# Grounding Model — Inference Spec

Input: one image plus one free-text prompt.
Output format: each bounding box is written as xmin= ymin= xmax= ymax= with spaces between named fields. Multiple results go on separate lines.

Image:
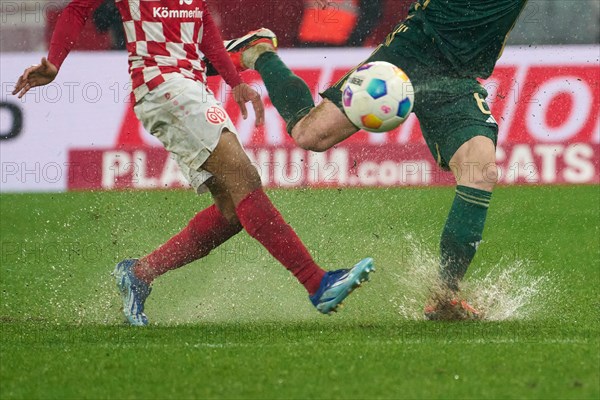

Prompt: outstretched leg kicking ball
xmin=204 ymin=16 xmax=514 ymax=320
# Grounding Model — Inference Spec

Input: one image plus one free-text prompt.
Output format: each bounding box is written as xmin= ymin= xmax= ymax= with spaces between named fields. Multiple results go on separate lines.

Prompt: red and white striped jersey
xmin=115 ymin=0 xmax=207 ymax=100
xmin=48 ymin=0 xmax=241 ymax=102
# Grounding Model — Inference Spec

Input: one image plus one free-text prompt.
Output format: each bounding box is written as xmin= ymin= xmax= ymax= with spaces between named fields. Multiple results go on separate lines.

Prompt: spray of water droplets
xmin=393 ymin=234 xmax=552 ymax=321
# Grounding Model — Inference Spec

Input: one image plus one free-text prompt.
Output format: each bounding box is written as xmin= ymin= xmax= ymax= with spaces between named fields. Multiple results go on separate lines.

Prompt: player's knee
xmin=453 ymin=161 xmax=497 ymax=191
xmin=482 ymin=162 xmax=499 ymax=187
xmin=227 ymin=162 xmax=262 ymax=196
xmin=469 ymin=162 xmax=498 ymax=192
xmin=243 ymin=163 xmax=262 ymax=188
xmin=450 ymin=136 xmax=497 ymax=190
xmin=219 ymin=205 xmax=241 ymax=226
xmin=215 ymin=161 xmax=262 ymax=204
xmin=292 ymin=128 xmax=314 ymax=151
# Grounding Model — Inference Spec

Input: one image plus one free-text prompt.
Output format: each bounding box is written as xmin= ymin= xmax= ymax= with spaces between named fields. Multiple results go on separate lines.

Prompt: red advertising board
xmin=1 ymin=47 xmax=598 ymax=192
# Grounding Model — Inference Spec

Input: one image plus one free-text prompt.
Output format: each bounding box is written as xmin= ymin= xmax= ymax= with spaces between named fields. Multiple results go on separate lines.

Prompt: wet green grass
xmin=1 ymin=186 xmax=598 ymax=399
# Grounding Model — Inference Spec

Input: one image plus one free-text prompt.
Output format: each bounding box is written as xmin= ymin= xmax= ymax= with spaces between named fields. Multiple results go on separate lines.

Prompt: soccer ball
xmin=342 ymin=61 xmax=414 ymax=133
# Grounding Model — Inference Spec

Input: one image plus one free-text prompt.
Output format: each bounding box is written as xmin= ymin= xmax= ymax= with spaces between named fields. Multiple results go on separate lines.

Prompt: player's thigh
xmin=417 ymin=84 xmax=498 ymax=179
xmin=136 ymin=78 xmax=241 ymax=194
xmin=201 ymin=129 xmax=262 ymax=205
xmin=291 ymin=99 xmax=358 ymax=152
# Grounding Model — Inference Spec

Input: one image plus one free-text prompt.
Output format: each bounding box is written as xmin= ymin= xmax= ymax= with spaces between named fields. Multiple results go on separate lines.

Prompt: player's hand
xmin=233 ymin=83 xmax=264 ymax=126
xmin=12 ymin=57 xmax=58 ymax=98
xmin=315 ymin=0 xmax=329 ymax=9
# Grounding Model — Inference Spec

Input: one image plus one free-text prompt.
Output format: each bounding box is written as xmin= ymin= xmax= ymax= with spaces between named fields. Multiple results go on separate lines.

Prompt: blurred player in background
xmin=206 ymin=0 xmax=529 ymax=320
xmin=93 ymin=0 xmax=126 ymax=50
xmin=12 ymin=0 xmax=374 ymax=326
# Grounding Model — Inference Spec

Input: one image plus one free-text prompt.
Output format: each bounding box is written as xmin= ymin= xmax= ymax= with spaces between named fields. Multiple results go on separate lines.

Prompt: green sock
xmin=439 ymin=185 xmax=492 ymax=292
xmin=254 ymin=52 xmax=315 ymax=133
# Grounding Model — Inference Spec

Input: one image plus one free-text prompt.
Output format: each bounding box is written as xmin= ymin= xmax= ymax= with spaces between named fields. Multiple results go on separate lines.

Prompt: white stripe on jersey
xmin=142 ymin=67 xmax=162 ymax=83
xmin=123 ymin=21 xmax=136 ymax=42
xmin=166 ymin=42 xmax=187 ymax=59
xmin=154 ymin=55 xmax=179 ymax=66
xmin=179 ymin=69 xmax=196 ymax=79
xmin=190 ymin=58 xmax=202 ymax=71
xmin=136 ymin=41 xmax=148 ymax=57
xmin=197 ymin=24 xmax=203 ymax=43
xmin=130 ymin=58 xmax=145 ymax=70
xmin=142 ymin=21 xmax=166 ymax=42
xmin=128 ymin=0 xmax=141 ymax=21
xmin=180 ymin=22 xmax=195 ymax=44
xmin=133 ymin=83 xmax=150 ymax=101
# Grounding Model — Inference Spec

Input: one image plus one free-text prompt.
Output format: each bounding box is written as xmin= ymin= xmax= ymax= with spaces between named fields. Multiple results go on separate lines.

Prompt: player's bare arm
xmin=12 ymin=57 xmax=58 ymax=98
xmin=199 ymin=6 xmax=265 ymax=125
xmin=233 ymin=83 xmax=265 ymax=125
xmin=12 ymin=0 xmax=104 ymax=98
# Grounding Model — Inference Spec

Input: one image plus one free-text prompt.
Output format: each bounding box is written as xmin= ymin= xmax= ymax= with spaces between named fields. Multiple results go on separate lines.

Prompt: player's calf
xmin=431 ymin=135 xmax=496 ymax=306
xmin=210 ymin=29 xmax=357 ymax=150
xmin=291 ymin=100 xmax=358 ymax=152
xmin=201 ymin=130 xmax=374 ymax=309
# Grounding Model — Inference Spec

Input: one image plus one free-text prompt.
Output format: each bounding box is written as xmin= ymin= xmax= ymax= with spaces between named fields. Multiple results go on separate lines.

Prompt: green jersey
xmin=409 ymin=0 xmax=528 ymax=78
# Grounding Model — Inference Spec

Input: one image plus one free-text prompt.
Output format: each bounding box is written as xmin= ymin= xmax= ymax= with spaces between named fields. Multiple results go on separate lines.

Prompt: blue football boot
xmin=310 ymin=258 xmax=374 ymax=314
xmin=113 ymin=259 xmax=151 ymax=326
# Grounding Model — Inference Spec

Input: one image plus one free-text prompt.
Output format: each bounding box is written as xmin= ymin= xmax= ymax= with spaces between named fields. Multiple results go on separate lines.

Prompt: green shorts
xmin=321 ymin=19 xmax=498 ymax=170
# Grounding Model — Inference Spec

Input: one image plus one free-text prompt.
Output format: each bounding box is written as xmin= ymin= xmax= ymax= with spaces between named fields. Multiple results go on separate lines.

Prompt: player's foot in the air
xmin=424 ymin=298 xmax=481 ymax=321
xmin=113 ymin=259 xmax=152 ymax=326
xmin=310 ymin=258 xmax=375 ymax=315
xmin=204 ymin=28 xmax=277 ymax=74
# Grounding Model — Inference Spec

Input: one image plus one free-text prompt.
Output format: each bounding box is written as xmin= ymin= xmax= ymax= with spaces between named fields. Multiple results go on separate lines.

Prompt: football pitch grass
xmin=1 ymin=186 xmax=598 ymax=399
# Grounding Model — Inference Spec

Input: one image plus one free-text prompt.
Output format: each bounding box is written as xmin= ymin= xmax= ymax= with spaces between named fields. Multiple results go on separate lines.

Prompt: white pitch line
xmin=186 ymin=337 xmax=592 ymax=349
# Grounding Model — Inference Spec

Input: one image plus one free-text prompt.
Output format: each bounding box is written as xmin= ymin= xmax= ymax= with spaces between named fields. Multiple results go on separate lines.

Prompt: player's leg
xmin=425 ymin=136 xmax=496 ymax=320
xmin=117 ymin=77 xmax=372 ymax=323
xmin=201 ymin=129 xmax=374 ymax=313
xmin=250 ymin=46 xmax=359 ymax=151
xmin=291 ymin=99 xmax=358 ymax=152
xmin=211 ymin=29 xmax=359 ymax=151
xmin=418 ymin=84 xmax=498 ymax=320
xmin=213 ymin=27 xmax=425 ymax=151
xmin=225 ymin=23 xmax=436 ymax=151
xmin=252 ymin=49 xmax=358 ymax=151
xmin=132 ymin=178 xmax=242 ymax=285
xmin=114 ymin=80 xmax=248 ymax=325
xmin=200 ymin=128 xmax=326 ymax=293
xmin=441 ymin=135 xmax=497 ymax=292
xmin=116 ymin=189 xmax=242 ymax=326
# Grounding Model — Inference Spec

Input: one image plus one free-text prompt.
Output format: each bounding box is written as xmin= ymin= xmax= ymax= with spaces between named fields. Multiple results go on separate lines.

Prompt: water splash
xmin=394 ymin=235 xmax=551 ymax=321
xmin=464 ymin=261 xmax=551 ymax=321
xmin=44 ymin=268 xmax=118 ymax=325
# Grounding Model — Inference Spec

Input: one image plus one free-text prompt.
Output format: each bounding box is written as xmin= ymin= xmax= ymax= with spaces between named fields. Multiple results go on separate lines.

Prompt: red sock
xmin=134 ymin=205 xmax=241 ymax=283
xmin=236 ymin=188 xmax=325 ymax=295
